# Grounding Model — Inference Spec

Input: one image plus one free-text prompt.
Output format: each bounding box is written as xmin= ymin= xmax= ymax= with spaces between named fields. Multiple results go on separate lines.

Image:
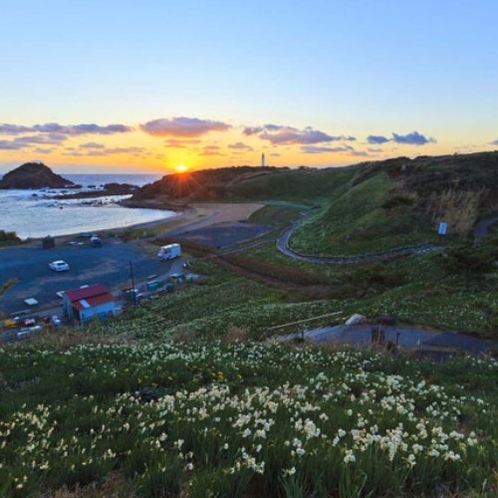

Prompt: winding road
xmin=276 ymin=220 xmax=444 ymax=265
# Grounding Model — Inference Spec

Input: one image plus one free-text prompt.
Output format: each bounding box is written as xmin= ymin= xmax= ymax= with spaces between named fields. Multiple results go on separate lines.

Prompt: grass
xmin=2 ymin=156 xmax=498 ymax=495
xmin=0 ymin=341 xmax=497 ymax=497
xmin=290 ymin=171 xmax=445 ymax=257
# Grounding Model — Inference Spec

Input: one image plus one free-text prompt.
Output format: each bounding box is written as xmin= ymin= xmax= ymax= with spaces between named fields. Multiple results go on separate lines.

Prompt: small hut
xmin=42 ymin=235 xmax=55 ymax=249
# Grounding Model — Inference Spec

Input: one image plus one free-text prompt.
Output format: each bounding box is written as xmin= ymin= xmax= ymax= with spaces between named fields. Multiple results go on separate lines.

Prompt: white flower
xmin=343 ymin=449 xmax=356 ymax=463
xmin=282 ymin=466 xmax=296 ymax=476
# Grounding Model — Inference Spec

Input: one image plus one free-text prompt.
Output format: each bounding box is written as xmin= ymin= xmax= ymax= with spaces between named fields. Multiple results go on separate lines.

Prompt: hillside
xmin=132 ymin=165 xmax=359 ymax=203
xmin=351 ymin=151 xmax=498 ymax=235
xmin=2 ymin=154 xmax=498 ymax=496
xmin=1 ymin=337 xmax=497 ymax=497
xmin=0 ymin=162 xmax=74 ymax=189
xmin=132 ymin=152 xmax=498 ymax=240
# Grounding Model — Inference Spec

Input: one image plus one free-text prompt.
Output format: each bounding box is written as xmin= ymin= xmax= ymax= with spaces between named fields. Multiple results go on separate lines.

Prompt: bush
xmin=436 ymin=241 xmax=496 ymax=274
xmin=0 ymin=230 xmax=20 ymax=244
xmin=343 ymin=262 xmax=407 ymax=297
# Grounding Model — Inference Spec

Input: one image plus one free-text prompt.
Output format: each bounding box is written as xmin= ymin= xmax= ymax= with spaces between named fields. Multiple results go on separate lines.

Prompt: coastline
xmin=115 ymin=201 xmax=266 ymax=236
xmin=15 ymin=201 xmax=265 ymax=244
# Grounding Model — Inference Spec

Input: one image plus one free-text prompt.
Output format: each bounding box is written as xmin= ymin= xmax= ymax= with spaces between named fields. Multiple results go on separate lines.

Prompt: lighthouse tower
xmin=261 ymin=153 xmax=265 ymax=168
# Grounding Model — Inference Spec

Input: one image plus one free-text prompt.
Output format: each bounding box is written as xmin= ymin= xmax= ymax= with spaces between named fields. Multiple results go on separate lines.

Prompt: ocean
xmin=0 ymin=173 xmax=173 ymax=240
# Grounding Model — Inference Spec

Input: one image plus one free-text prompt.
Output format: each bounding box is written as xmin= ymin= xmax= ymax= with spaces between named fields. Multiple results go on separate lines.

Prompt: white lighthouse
xmin=261 ymin=152 xmax=265 ymax=168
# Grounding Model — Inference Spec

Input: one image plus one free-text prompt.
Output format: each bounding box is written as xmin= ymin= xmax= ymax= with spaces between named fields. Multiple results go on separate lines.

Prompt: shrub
xmin=342 ymin=262 xmax=407 ymax=297
xmin=436 ymin=241 xmax=496 ymax=275
xmin=0 ymin=229 xmax=21 ymax=244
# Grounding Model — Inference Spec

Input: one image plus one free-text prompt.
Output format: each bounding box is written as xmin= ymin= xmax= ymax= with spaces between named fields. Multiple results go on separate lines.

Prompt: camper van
xmin=157 ymin=243 xmax=182 ymax=261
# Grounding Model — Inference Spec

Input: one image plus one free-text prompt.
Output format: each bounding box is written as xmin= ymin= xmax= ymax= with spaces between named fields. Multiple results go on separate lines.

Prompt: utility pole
xmin=129 ymin=261 xmax=137 ymax=305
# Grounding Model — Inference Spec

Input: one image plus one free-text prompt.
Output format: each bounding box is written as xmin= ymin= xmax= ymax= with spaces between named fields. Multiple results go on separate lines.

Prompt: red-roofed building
xmin=62 ymin=284 xmax=116 ymax=323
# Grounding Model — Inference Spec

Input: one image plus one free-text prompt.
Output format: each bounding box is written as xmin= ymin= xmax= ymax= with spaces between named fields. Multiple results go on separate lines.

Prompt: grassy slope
xmin=133 ymin=165 xmax=361 ymax=204
xmin=228 ymin=165 xmax=359 ymax=202
xmin=290 ymin=170 xmax=445 ymax=257
xmin=1 ymin=339 xmax=497 ymax=497
xmin=2 ymin=154 xmax=498 ymax=495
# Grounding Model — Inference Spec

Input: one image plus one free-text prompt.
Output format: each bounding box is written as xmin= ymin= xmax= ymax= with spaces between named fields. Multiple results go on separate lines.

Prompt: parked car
xmin=90 ymin=236 xmax=102 ymax=247
xmin=51 ymin=315 xmax=62 ymax=327
xmin=49 ymin=260 xmax=70 ymax=272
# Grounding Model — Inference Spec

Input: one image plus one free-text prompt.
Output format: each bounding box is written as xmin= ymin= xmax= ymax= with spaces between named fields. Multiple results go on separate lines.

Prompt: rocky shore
xmin=0 ymin=162 xmax=74 ymax=189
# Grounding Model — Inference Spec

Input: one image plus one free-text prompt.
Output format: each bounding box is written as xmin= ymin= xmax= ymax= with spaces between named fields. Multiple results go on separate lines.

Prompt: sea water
xmin=0 ymin=173 xmax=172 ymax=239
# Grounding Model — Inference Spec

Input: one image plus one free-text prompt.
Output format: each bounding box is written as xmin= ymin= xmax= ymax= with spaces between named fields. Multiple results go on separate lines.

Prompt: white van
xmin=157 ymin=243 xmax=182 ymax=261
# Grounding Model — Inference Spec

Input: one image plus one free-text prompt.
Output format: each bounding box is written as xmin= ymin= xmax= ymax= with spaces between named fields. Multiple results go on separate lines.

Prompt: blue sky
xmin=1 ymin=0 xmax=497 ymax=173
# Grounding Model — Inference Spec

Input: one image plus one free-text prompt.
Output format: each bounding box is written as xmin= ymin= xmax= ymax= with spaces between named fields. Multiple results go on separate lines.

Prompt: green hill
xmin=2 ymin=152 xmax=498 ymax=496
xmin=133 ymin=152 xmax=498 ymax=245
xmin=132 ymin=164 xmax=359 ymax=203
xmin=1 ymin=335 xmax=497 ymax=497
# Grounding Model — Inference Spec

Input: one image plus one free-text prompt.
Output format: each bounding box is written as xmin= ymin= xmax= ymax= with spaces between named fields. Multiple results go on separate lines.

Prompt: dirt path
xmin=167 ymin=202 xmax=266 ymax=231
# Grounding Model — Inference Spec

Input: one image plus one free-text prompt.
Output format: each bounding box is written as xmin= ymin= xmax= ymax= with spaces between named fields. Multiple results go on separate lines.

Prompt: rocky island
xmin=0 ymin=162 xmax=139 ymax=197
xmin=0 ymin=162 xmax=74 ymax=189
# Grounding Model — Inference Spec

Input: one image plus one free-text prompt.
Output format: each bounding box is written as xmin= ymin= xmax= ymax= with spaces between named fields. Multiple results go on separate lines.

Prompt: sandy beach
xmin=129 ymin=202 xmax=266 ymax=235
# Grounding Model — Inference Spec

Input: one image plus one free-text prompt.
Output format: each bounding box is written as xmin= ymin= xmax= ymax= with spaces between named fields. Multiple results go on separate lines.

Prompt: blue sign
xmin=438 ymin=222 xmax=447 ymax=235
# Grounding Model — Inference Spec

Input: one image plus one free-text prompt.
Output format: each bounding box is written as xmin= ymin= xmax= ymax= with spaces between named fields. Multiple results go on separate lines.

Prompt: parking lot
xmin=0 ymin=237 xmax=181 ymax=316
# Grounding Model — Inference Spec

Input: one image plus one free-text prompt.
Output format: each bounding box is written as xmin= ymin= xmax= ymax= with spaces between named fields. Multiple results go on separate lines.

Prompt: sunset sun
xmin=176 ymin=164 xmax=188 ymax=173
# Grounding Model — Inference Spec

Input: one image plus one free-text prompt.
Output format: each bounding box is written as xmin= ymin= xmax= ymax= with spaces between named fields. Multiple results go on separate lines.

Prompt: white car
xmin=49 ymin=260 xmax=70 ymax=272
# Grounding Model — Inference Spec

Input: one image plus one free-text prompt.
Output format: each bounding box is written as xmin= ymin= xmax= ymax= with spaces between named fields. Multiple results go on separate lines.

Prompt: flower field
xmin=1 ymin=341 xmax=497 ymax=497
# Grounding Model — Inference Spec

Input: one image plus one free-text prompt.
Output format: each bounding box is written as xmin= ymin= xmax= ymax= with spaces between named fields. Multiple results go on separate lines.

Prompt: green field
xmin=1 ymin=340 xmax=497 ymax=497
xmin=2 ymin=155 xmax=498 ymax=496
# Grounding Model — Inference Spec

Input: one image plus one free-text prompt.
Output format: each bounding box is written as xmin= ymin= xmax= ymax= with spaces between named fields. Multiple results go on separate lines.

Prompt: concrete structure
xmin=62 ymin=284 xmax=116 ymax=323
xmin=261 ymin=152 xmax=265 ymax=168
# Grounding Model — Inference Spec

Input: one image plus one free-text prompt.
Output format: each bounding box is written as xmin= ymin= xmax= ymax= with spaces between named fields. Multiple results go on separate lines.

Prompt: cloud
xmin=17 ymin=134 xmax=66 ymax=146
xmin=0 ymin=122 xmax=132 ymax=136
xmin=0 ymin=140 xmax=25 ymax=150
xmin=301 ymin=145 xmax=354 ymax=154
xmin=243 ymin=126 xmax=264 ymax=136
xmin=141 ymin=117 xmax=231 ymax=137
xmin=367 ymin=131 xmax=436 ymax=146
xmin=392 ymin=131 xmax=436 ymax=145
xmin=244 ymin=124 xmax=355 ymax=145
xmin=0 ymin=134 xmax=66 ymax=149
xmin=63 ymin=146 xmax=145 ymax=157
xmin=200 ymin=145 xmax=223 ymax=156
xmin=0 ymin=124 xmax=32 ymax=135
xmin=80 ymin=142 xmax=106 ymax=149
xmin=87 ymin=147 xmax=144 ymax=156
xmin=367 ymin=135 xmax=390 ymax=145
xmin=164 ymin=138 xmax=202 ymax=148
xmin=228 ymin=142 xmax=253 ymax=151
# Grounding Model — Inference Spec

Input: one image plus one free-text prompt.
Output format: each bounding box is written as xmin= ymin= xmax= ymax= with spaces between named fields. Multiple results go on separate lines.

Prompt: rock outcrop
xmin=0 ymin=162 xmax=74 ymax=189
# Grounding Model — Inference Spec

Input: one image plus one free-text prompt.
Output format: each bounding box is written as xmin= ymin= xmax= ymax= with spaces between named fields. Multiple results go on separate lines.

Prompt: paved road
xmin=475 ymin=216 xmax=498 ymax=239
xmin=276 ymin=221 xmax=444 ymax=265
xmin=166 ymin=220 xmax=277 ymax=249
xmin=275 ymin=323 xmax=498 ymax=359
xmin=0 ymin=237 xmax=183 ymax=316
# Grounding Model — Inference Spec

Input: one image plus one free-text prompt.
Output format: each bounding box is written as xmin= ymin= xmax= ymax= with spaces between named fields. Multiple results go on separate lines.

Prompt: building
xmin=62 ymin=284 xmax=116 ymax=323
xmin=42 ymin=235 xmax=55 ymax=249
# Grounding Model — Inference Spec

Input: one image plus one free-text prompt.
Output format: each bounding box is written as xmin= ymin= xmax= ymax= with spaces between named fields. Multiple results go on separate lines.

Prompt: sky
xmin=1 ymin=0 xmax=497 ymax=175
